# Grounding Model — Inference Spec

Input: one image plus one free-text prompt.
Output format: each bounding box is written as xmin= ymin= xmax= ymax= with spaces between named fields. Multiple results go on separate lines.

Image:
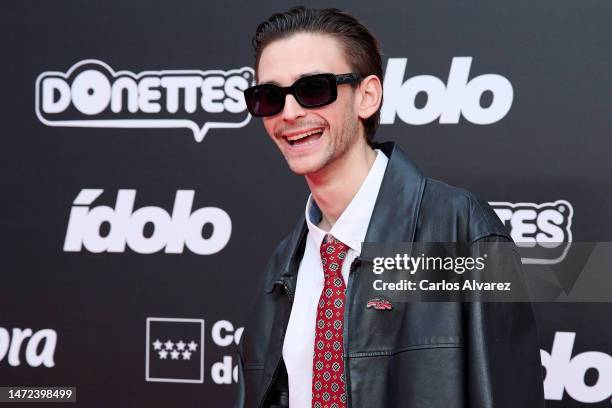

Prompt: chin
xmin=287 ymin=163 xmax=316 ymax=176
xmin=286 ymin=158 xmax=325 ymax=175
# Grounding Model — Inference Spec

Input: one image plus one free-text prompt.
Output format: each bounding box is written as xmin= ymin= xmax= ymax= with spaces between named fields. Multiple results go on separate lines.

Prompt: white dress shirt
xmin=282 ymin=149 xmax=389 ymax=408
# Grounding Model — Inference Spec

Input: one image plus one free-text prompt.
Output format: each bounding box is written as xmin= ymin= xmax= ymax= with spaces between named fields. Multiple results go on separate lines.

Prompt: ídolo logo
xmin=64 ymin=189 xmax=232 ymax=255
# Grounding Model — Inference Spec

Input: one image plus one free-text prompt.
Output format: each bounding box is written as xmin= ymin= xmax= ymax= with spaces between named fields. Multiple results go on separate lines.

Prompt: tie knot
xmin=320 ymin=234 xmax=349 ymax=276
xmin=321 ymin=234 xmax=349 ymax=251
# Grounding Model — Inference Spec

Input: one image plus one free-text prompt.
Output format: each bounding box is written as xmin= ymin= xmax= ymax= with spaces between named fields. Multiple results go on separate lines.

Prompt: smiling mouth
xmin=284 ymin=128 xmax=325 ymax=146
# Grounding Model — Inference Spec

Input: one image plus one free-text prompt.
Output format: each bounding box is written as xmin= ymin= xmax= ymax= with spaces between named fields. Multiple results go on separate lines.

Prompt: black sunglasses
xmin=243 ymin=73 xmax=362 ymax=117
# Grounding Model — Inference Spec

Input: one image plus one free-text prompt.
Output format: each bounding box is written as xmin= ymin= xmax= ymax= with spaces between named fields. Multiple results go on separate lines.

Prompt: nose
xmin=281 ymin=94 xmax=306 ymax=121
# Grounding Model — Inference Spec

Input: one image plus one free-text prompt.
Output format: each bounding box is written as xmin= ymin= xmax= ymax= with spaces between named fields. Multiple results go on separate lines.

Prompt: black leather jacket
xmin=235 ymin=141 xmax=545 ymax=408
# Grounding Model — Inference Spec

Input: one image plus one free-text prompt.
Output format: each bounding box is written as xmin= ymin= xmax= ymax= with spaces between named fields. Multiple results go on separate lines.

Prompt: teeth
xmin=286 ymin=128 xmax=324 ymax=141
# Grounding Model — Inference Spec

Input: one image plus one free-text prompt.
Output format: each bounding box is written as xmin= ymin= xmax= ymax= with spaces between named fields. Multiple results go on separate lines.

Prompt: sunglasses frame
xmin=244 ymin=72 xmax=362 ymax=117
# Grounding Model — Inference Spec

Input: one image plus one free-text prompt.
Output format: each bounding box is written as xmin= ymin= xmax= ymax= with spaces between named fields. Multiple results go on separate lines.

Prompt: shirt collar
xmin=304 ymin=148 xmax=389 ymax=254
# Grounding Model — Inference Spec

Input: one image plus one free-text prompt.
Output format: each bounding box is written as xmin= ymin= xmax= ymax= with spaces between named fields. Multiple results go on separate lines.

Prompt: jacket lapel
xmin=361 ymin=141 xmax=426 ymax=259
xmin=267 ymin=215 xmax=307 ymax=295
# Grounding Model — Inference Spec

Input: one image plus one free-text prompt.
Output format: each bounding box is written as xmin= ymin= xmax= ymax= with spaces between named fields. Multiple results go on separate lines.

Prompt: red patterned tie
xmin=312 ymin=234 xmax=349 ymax=408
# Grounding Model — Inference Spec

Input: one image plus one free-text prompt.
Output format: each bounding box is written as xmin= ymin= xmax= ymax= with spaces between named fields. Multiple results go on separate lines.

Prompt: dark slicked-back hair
xmin=252 ymin=6 xmax=383 ymax=145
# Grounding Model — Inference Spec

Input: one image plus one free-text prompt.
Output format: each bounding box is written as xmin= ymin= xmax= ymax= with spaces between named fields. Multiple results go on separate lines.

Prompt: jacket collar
xmin=360 ymin=141 xmax=425 ymax=258
xmin=271 ymin=141 xmax=426 ymax=287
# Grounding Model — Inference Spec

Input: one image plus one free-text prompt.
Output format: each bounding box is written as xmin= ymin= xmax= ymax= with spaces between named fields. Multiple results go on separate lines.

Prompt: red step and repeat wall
xmin=1 ymin=1 xmax=611 ymax=407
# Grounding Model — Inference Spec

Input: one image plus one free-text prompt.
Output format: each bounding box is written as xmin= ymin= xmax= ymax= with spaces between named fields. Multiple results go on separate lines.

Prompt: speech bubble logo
xmin=35 ymin=59 xmax=254 ymax=142
xmin=490 ymin=200 xmax=574 ymax=264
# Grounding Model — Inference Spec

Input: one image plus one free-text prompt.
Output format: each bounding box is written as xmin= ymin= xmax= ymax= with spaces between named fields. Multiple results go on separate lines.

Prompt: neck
xmin=305 ymin=139 xmax=377 ymax=231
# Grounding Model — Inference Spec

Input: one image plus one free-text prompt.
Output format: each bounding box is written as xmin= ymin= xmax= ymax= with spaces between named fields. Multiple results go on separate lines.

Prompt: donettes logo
xmin=35 ymin=59 xmax=254 ymax=142
xmin=490 ymin=200 xmax=573 ymax=264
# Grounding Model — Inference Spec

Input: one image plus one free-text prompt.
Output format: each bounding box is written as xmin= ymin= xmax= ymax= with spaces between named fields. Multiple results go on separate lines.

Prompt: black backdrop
xmin=1 ymin=1 xmax=611 ymax=407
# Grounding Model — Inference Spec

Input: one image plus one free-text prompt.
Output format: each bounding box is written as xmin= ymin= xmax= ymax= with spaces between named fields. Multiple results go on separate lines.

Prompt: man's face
xmin=257 ymin=33 xmax=361 ymax=175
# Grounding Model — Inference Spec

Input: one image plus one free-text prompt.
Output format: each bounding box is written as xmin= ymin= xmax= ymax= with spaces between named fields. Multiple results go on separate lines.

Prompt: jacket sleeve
xmin=465 ymin=235 xmax=546 ymax=407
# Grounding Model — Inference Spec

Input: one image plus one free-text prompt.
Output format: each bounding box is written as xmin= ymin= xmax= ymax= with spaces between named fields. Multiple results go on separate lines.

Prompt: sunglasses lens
xmin=295 ymin=75 xmax=333 ymax=107
xmin=246 ymin=85 xmax=283 ymax=116
xmin=244 ymin=74 xmax=340 ymax=116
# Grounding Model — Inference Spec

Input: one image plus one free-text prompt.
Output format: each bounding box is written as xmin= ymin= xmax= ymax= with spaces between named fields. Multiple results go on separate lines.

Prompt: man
xmin=236 ymin=6 xmax=544 ymax=408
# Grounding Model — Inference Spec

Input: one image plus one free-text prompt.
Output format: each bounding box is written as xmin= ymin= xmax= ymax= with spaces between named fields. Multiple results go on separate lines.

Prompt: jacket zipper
xmin=258 ymin=280 xmax=293 ymax=408
xmin=282 ymin=280 xmax=294 ymax=303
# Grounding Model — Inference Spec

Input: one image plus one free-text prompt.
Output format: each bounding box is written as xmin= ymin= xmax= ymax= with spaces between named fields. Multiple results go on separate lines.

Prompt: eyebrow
xmin=259 ymin=70 xmax=325 ymax=86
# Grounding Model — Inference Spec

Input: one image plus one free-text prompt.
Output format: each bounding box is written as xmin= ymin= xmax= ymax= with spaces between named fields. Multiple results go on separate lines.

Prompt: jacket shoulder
xmin=418 ymin=177 xmax=510 ymax=242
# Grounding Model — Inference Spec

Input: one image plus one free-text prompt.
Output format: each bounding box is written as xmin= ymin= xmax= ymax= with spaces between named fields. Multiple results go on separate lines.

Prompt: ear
xmin=355 ymin=74 xmax=382 ymax=121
